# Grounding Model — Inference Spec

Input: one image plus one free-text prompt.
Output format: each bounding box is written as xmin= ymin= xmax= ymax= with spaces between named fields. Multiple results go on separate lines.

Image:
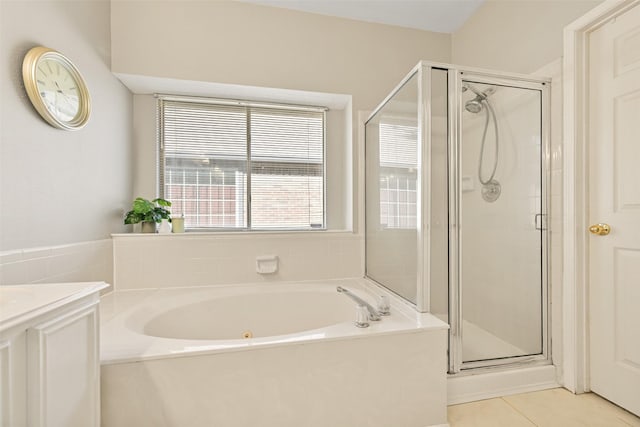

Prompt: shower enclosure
xmin=365 ymin=62 xmax=549 ymax=373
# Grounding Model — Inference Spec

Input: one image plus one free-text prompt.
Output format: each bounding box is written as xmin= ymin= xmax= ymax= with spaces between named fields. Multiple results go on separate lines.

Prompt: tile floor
xmin=448 ymin=388 xmax=640 ymax=427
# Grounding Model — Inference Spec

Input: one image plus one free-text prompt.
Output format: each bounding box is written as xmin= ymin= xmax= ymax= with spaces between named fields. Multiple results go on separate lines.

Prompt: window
xmin=159 ymin=97 xmax=325 ymax=230
xmin=378 ymin=121 xmax=418 ymax=229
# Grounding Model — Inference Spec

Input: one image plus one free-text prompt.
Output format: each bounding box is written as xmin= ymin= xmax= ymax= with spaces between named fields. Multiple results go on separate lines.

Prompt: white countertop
xmin=0 ymin=282 xmax=108 ymax=331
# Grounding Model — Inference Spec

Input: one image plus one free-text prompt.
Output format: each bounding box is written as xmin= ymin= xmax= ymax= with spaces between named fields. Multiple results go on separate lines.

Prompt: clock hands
xmin=54 ymin=81 xmax=77 ymax=104
xmin=23 ymin=47 xmax=90 ymax=129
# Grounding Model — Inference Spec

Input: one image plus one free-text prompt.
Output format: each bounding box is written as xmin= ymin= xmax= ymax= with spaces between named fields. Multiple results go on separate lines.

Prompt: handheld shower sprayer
xmin=463 ymin=83 xmax=501 ymax=202
xmin=463 ymin=84 xmax=494 ymax=113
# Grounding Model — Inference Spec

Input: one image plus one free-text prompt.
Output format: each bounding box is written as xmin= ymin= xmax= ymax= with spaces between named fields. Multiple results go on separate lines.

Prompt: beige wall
xmin=452 ymin=0 xmax=600 ymax=73
xmin=111 ymin=1 xmax=451 ymax=113
xmin=0 ymin=0 xmax=133 ymax=251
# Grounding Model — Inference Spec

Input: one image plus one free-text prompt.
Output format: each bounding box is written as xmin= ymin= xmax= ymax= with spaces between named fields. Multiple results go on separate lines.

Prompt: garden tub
xmin=100 ymin=278 xmax=449 ymax=427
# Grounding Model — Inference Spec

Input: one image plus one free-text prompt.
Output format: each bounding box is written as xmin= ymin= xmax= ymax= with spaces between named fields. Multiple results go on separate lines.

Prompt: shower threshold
xmin=435 ymin=314 xmax=529 ymax=362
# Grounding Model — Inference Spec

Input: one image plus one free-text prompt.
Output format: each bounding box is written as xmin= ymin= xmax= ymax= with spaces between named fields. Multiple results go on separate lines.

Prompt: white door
xmin=589 ymin=2 xmax=640 ymax=416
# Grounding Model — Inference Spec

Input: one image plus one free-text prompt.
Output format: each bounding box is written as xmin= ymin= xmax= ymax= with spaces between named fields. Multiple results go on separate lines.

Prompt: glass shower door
xmin=458 ymin=78 xmax=546 ymax=366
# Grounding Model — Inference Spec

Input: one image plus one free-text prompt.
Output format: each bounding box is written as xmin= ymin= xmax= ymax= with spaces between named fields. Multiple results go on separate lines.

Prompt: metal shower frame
xmin=365 ymin=61 xmax=552 ymax=373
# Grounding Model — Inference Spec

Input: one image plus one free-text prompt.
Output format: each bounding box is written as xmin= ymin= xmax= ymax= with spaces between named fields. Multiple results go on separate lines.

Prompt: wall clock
xmin=22 ymin=46 xmax=91 ymax=130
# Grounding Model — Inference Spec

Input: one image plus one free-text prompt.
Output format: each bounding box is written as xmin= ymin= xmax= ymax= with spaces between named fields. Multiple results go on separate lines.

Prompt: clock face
xmin=22 ymin=46 xmax=91 ymax=130
xmin=35 ymin=58 xmax=80 ymax=122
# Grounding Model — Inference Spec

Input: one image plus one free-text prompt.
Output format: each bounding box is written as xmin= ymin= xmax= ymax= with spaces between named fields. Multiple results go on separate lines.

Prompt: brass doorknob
xmin=589 ymin=223 xmax=611 ymax=235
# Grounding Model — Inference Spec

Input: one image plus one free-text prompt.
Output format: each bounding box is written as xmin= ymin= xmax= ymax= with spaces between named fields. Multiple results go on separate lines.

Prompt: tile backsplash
xmin=112 ymin=232 xmax=364 ymax=290
xmin=0 ymin=232 xmax=363 ymax=292
xmin=0 ymin=239 xmax=113 ymax=287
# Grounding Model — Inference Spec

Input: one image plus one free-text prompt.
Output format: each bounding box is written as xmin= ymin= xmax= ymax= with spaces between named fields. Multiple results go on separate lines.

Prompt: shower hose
xmin=478 ymin=99 xmax=499 ymax=186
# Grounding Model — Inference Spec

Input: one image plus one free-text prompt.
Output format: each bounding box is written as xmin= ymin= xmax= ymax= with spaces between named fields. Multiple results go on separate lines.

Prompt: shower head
xmin=465 ymin=97 xmax=485 ymax=113
xmin=463 ymin=84 xmax=495 ymax=114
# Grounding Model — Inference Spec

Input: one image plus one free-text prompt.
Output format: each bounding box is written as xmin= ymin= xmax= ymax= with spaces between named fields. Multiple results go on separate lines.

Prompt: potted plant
xmin=124 ymin=197 xmax=172 ymax=233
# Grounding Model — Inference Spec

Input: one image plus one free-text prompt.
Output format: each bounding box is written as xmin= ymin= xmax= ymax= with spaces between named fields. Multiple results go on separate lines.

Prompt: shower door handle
xmin=535 ymin=214 xmax=547 ymax=231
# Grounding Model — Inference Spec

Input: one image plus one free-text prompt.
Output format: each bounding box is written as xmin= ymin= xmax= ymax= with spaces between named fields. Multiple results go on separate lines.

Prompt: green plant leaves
xmin=132 ymin=197 xmax=154 ymax=214
xmin=124 ymin=197 xmax=172 ymax=225
xmin=153 ymin=198 xmax=171 ymax=207
xmin=124 ymin=211 xmax=143 ymax=225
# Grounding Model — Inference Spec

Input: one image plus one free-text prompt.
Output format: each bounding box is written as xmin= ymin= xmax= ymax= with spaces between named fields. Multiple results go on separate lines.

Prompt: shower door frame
xmin=364 ymin=61 xmax=552 ymax=373
xmin=447 ymin=67 xmax=552 ymax=374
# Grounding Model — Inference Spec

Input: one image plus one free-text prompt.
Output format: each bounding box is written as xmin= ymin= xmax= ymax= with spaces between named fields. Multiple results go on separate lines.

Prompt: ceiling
xmin=237 ymin=0 xmax=485 ymax=33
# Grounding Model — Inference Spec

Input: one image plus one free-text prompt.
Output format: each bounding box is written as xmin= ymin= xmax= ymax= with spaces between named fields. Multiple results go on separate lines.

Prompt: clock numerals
xmin=23 ymin=46 xmax=90 ymax=130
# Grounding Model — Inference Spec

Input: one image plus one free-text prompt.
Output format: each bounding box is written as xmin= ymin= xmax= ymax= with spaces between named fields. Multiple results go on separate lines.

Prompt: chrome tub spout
xmin=336 ymin=286 xmax=381 ymax=321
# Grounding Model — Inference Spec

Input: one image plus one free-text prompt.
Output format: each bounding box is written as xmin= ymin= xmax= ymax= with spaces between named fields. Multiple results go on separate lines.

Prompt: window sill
xmin=111 ymin=229 xmax=357 ymax=239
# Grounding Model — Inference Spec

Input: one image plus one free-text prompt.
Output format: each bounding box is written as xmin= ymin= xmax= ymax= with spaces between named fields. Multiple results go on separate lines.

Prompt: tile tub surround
xmin=100 ymin=279 xmax=449 ymax=427
xmin=111 ymin=231 xmax=363 ymax=290
xmin=102 ymin=330 xmax=448 ymax=427
xmin=0 ymin=239 xmax=113 ymax=287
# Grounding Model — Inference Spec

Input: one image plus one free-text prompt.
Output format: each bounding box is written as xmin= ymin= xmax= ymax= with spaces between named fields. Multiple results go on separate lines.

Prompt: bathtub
xmin=100 ymin=279 xmax=449 ymax=427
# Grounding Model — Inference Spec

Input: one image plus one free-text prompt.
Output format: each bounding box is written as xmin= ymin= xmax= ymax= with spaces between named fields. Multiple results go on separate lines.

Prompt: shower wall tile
xmin=0 ymin=239 xmax=113 ymax=289
xmin=112 ymin=232 xmax=364 ymax=290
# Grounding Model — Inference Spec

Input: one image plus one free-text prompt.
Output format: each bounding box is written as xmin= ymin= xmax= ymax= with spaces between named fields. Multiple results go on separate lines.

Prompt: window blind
xmin=379 ymin=122 xmax=418 ymax=169
xmin=162 ymin=101 xmax=247 ymax=160
xmin=159 ymin=97 xmax=325 ymax=230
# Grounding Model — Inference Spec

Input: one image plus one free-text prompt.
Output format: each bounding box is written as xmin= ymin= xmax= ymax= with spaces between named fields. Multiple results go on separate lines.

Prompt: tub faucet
xmin=336 ymin=286 xmax=381 ymax=321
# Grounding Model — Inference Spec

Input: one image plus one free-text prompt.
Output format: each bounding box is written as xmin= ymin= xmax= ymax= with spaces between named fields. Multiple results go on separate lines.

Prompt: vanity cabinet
xmin=0 ymin=282 xmax=107 ymax=427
